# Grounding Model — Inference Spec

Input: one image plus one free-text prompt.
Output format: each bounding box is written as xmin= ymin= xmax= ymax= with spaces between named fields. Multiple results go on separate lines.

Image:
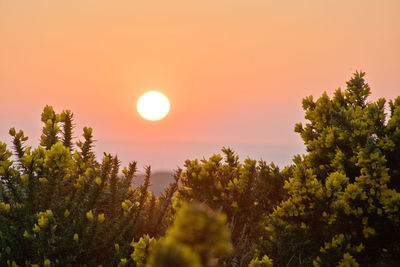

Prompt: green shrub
xmin=2 ymin=71 xmax=399 ymax=267
xmin=262 ymin=72 xmax=400 ymax=266
xmin=0 ymin=106 xmax=177 ymax=266
xmin=177 ymin=149 xmax=291 ymax=265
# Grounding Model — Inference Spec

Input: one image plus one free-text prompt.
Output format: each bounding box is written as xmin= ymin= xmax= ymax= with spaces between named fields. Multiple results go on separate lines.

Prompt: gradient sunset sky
xmin=1 ymin=0 xmax=399 ymax=172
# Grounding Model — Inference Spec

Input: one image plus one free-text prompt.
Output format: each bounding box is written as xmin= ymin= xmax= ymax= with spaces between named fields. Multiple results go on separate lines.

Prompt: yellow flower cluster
xmin=39 ymin=210 xmax=53 ymax=226
xmin=321 ymin=233 xmax=345 ymax=253
xmin=131 ymin=236 xmax=157 ymax=267
xmin=85 ymin=210 xmax=105 ymax=223
xmin=121 ymin=199 xmax=132 ymax=211
xmin=74 ymin=175 xmax=85 ymax=188
xmin=43 ymin=142 xmax=74 ymax=172
xmin=0 ymin=202 xmax=11 ymax=212
xmin=32 ymin=210 xmax=53 ymax=232
xmin=337 ymin=253 xmax=359 ymax=267
xmin=248 ymin=255 xmax=273 ymax=267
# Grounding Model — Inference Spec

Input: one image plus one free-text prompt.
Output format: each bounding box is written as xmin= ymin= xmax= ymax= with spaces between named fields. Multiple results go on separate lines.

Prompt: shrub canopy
xmin=1 ymin=72 xmax=399 ymax=266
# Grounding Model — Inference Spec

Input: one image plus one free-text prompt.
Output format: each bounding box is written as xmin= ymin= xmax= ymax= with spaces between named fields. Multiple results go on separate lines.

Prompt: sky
xmin=1 ymin=0 xmax=399 ymax=172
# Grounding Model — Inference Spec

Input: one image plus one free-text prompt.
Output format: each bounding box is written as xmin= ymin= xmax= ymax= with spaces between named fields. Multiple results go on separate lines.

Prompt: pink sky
xmin=1 ymin=0 xmax=399 ymax=171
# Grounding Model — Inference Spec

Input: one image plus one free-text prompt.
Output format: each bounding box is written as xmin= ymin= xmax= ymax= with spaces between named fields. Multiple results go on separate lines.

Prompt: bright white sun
xmin=137 ymin=91 xmax=170 ymax=121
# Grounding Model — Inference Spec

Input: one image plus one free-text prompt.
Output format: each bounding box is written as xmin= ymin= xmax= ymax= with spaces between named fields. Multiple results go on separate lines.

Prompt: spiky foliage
xmin=0 ymin=107 xmax=178 ymax=266
xmin=262 ymin=72 xmax=400 ymax=266
xmin=40 ymin=105 xmax=60 ymax=149
xmin=177 ymin=148 xmax=291 ymax=266
xmin=2 ymin=71 xmax=399 ymax=267
xmin=60 ymin=110 xmax=74 ymax=150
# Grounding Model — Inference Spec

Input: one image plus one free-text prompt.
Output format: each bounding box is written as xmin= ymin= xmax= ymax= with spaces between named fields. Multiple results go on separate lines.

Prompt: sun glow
xmin=137 ymin=91 xmax=170 ymax=121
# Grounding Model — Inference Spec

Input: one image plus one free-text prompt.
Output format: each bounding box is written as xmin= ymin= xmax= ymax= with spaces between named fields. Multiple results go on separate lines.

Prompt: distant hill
xmin=134 ymin=171 xmax=175 ymax=196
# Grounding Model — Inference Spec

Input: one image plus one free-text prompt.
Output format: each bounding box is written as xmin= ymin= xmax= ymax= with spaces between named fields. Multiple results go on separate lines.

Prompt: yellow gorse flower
xmin=39 ymin=177 xmax=48 ymax=184
xmin=38 ymin=216 xmax=47 ymax=228
xmin=23 ymin=230 xmax=30 ymax=238
xmin=64 ymin=209 xmax=70 ymax=217
xmin=115 ymin=243 xmax=120 ymax=253
xmin=98 ymin=213 xmax=105 ymax=223
xmin=33 ymin=224 xmax=40 ymax=232
xmin=120 ymin=258 xmax=127 ymax=265
xmin=86 ymin=210 xmax=94 ymax=221
xmin=95 ymin=177 xmax=102 ymax=186
xmin=74 ymin=233 xmax=79 ymax=243
xmin=121 ymin=202 xmax=129 ymax=211
xmin=44 ymin=259 xmax=51 ymax=267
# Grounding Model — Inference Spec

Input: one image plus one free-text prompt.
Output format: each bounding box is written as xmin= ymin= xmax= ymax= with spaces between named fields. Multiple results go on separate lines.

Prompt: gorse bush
xmin=1 ymin=71 xmax=399 ymax=267
xmin=177 ymin=149 xmax=291 ymax=265
xmin=0 ymin=106 xmax=179 ymax=266
xmin=261 ymin=72 xmax=400 ymax=266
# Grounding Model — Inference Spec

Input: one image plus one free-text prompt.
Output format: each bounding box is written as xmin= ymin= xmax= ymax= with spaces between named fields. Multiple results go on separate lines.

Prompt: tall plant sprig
xmin=60 ymin=110 xmax=74 ymax=150
xmin=40 ymin=105 xmax=60 ymax=149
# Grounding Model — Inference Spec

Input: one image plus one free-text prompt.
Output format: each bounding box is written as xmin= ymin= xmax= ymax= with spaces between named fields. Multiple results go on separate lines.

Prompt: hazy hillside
xmin=134 ymin=171 xmax=174 ymax=196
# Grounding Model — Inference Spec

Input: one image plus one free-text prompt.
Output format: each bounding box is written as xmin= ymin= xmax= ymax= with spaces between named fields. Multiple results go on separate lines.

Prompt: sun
xmin=137 ymin=91 xmax=170 ymax=121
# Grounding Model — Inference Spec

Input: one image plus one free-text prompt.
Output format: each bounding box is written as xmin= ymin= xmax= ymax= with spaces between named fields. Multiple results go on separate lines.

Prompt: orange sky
xmin=1 ymin=0 xmax=399 ymax=171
